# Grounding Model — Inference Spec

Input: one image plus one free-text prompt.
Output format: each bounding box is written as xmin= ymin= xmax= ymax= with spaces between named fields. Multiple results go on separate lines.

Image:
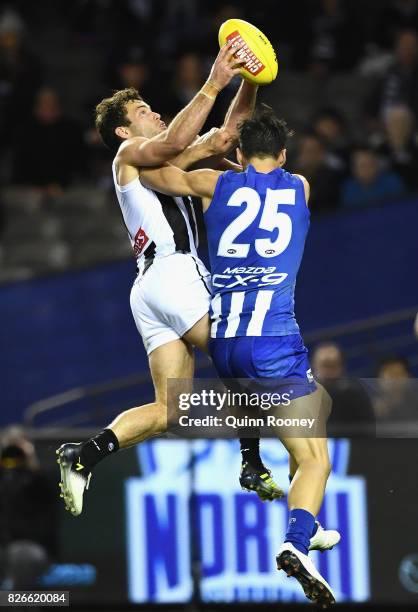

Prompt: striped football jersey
xmin=112 ymin=159 xmax=198 ymax=275
xmin=204 ymin=165 xmax=310 ymax=338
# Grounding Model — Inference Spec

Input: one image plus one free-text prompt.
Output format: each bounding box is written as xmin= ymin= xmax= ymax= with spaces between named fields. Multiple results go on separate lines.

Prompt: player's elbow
xmin=163 ymin=134 xmax=189 ymax=156
xmin=169 ymin=140 xmax=186 ymax=156
xmin=137 ymin=139 xmax=185 ymax=166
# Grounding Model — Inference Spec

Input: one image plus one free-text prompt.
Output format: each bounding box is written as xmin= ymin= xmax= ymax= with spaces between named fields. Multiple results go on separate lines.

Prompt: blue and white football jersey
xmin=204 ymin=165 xmax=310 ymax=339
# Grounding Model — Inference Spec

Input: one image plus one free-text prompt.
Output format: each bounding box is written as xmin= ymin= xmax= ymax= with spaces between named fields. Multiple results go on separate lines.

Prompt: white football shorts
xmin=130 ymin=252 xmax=211 ymax=355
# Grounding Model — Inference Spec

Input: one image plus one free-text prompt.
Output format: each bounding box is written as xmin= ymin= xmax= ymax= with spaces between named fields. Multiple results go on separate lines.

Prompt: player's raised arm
xmin=223 ymin=80 xmax=258 ymax=135
xmin=207 ymin=80 xmax=258 ymax=170
xmin=170 ymin=127 xmax=240 ymax=170
xmin=118 ymin=42 xmax=246 ymax=167
xmin=139 ymin=165 xmax=220 ymax=205
xmin=171 ymin=80 xmax=257 ymax=172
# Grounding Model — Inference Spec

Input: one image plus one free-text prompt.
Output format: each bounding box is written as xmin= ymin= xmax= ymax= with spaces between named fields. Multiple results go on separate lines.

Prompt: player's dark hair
xmin=95 ymin=88 xmax=143 ymax=151
xmin=238 ymin=104 xmax=293 ymax=160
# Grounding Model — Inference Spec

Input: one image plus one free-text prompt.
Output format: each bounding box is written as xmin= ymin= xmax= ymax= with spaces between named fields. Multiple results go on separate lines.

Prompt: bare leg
xmin=56 ymin=337 xmax=195 ymax=516
xmin=276 ymin=385 xmax=335 ymax=605
xmin=184 ymin=312 xmax=283 ymax=500
xmin=288 ymin=453 xmax=298 ymax=480
xmin=282 ymin=437 xmax=331 ymax=515
xmin=280 ymin=384 xmax=332 ymax=515
xmin=110 ymin=313 xmax=209 ymax=449
xmin=109 ymin=338 xmax=194 ymax=448
xmin=183 ymin=313 xmax=210 ymax=354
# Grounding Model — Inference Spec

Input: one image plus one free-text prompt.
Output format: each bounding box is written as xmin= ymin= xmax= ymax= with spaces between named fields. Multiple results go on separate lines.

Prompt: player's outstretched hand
xmin=197 ymin=127 xmax=237 ymax=156
xmin=209 ymin=40 xmax=246 ymax=91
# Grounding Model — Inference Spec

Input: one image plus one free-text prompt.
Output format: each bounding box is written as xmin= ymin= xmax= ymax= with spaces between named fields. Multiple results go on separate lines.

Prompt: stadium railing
xmin=22 ymin=306 xmax=418 ymax=434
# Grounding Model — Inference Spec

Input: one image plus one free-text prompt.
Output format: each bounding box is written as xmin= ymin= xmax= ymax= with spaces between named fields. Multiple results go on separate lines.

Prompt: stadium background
xmin=1 ymin=0 xmax=418 ymax=610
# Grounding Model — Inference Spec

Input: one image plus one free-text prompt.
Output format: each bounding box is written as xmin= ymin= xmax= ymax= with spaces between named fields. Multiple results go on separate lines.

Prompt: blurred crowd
xmin=0 ymin=0 xmax=417 ymax=223
xmin=311 ymin=340 xmax=418 ymax=433
xmin=0 ymin=427 xmax=56 ymax=589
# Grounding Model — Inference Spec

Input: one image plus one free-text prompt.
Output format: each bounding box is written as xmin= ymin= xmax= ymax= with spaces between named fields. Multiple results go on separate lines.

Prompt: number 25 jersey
xmin=204 ymin=164 xmax=310 ymax=339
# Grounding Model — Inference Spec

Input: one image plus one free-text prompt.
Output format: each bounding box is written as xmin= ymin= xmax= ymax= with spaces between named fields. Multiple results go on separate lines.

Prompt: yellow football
xmin=218 ymin=18 xmax=278 ymax=85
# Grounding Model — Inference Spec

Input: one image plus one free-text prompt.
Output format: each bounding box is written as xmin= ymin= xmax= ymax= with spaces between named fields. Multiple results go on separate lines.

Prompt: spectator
xmin=378 ymin=355 xmax=411 ymax=379
xmin=156 ymin=0 xmax=206 ymax=58
xmin=366 ymin=29 xmax=418 ymax=122
xmin=341 ymin=146 xmax=407 ymax=208
xmin=84 ymin=46 xmax=159 ymax=189
xmin=67 ymin=0 xmax=158 ymax=50
xmin=312 ymin=107 xmax=351 ymax=171
xmin=175 ymin=52 xmax=205 ymax=104
xmin=159 ymin=50 xmax=228 ymax=128
xmin=307 ymin=0 xmax=364 ymax=75
xmin=374 ymin=356 xmax=418 ymax=423
xmin=0 ymin=427 xmax=56 ymax=589
xmin=109 ymin=47 xmax=158 ymax=106
xmin=374 ymin=0 xmax=418 ymax=50
xmin=312 ymin=342 xmax=345 ymax=379
xmin=162 ymin=51 xmax=206 ymax=121
xmin=375 ymin=104 xmax=418 ymax=191
xmin=0 ymin=8 xmax=43 ymax=148
xmin=202 ymin=2 xmax=245 ymax=56
xmin=294 ymin=133 xmax=343 ymax=213
xmin=11 ymin=87 xmax=86 ymax=193
xmin=312 ymin=342 xmax=375 ymax=436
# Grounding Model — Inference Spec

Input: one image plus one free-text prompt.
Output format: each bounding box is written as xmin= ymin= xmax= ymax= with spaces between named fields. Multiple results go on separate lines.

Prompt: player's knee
xmin=316 ymin=455 xmax=331 ymax=478
xmin=300 ymin=457 xmax=331 ymax=480
xmin=297 ymin=447 xmax=331 ymax=479
xmin=312 ymin=447 xmax=331 ymax=477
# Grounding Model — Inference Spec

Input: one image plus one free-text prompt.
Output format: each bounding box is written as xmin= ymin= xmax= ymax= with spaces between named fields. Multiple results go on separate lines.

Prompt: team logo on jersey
xmin=133 ymin=228 xmax=149 ymax=257
xmin=306 ymin=369 xmax=314 ymax=383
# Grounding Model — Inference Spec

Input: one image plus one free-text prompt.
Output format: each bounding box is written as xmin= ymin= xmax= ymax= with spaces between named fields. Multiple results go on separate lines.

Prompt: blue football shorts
xmin=209 ymin=334 xmax=317 ymax=399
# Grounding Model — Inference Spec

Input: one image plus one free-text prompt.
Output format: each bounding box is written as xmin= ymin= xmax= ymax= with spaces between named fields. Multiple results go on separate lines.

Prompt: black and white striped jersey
xmin=112 ymin=159 xmax=199 ymax=274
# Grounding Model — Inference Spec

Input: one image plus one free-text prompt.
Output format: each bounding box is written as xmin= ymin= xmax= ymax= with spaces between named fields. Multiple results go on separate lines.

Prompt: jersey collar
xmin=246 ymin=163 xmax=283 ymax=176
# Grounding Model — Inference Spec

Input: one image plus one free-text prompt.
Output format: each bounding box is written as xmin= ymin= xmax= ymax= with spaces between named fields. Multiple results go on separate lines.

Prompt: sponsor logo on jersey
xmin=212 ymin=268 xmax=288 ymax=289
xmin=133 ymin=228 xmax=149 ymax=257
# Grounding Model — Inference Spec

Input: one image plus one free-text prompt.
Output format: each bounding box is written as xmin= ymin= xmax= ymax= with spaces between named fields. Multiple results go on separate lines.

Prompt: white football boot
xmin=309 ymin=521 xmax=341 ymax=552
xmin=276 ymin=542 xmax=336 ymax=607
xmin=56 ymin=443 xmax=91 ymax=516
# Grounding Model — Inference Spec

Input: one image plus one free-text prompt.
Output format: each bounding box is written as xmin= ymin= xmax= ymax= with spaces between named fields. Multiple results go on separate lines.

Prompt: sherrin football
xmin=218 ymin=19 xmax=278 ymax=85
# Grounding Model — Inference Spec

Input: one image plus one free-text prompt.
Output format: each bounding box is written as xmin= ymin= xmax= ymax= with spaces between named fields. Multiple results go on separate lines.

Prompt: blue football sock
xmin=288 ymin=475 xmax=318 ymax=537
xmin=285 ymin=508 xmax=315 ymax=556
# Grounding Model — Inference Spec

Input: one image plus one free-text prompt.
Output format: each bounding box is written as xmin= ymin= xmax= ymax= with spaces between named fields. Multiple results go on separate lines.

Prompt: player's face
xmin=125 ymin=100 xmax=166 ymax=138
